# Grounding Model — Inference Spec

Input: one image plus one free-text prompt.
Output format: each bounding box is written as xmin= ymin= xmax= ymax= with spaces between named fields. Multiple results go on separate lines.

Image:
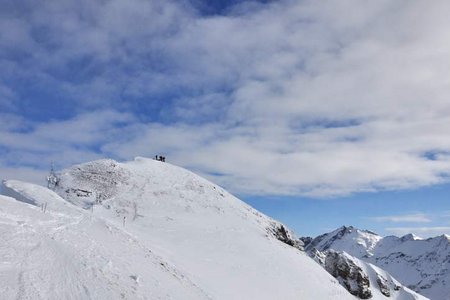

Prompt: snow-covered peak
xmin=306 ymin=225 xmax=382 ymax=258
xmin=400 ymin=233 xmax=421 ymax=242
xmin=53 ymin=157 xmax=279 ymax=232
xmin=432 ymin=234 xmax=450 ymax=243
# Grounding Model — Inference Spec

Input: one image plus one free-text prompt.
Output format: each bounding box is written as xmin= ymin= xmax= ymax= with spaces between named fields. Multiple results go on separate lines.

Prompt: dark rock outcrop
xmin=324 ymin=250 xmax=372 ymax=299
xmin=268 ymin=223 xmax=304 ymax=251
xmin=300 ymin=236 xmax=313 ymax=248
xmin=376 ymin=274 xmax=390 ymax=297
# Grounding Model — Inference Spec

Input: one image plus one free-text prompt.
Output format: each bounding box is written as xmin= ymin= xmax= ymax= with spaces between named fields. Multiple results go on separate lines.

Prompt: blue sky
xmin=1 ymin=0 xmax=450 ymax=238
xmin=247 ymin=183 xmax=450 ymax=237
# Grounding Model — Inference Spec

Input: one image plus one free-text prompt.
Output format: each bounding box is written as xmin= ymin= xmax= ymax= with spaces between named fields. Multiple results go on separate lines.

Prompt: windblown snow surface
xmin=305 ymin=226 xmax=450 ymax=300
xmin=1 ymin=157 xmax=360 ymax=300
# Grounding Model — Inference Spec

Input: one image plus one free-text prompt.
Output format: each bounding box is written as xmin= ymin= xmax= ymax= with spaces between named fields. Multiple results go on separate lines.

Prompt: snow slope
xmin=0 ymin=193 xmax=209 ymax=299
xmin=305 ymin=226 xmax=450 ymax=300
xmin=1 ymin=157 xmax=356 ymax=300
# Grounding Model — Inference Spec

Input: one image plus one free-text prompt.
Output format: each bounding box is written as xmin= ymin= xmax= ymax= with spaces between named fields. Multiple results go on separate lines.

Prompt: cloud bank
xmin=2 ymin=0 xmax=450 ymax=197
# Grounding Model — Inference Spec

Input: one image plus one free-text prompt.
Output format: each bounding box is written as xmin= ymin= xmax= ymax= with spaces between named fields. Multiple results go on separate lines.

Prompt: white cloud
xmin=3 ymin=1 xmax=450 ymax=197
xmin=0 ymin=110 xmax=136 ymax=170
xmin=370 ymin=213 xmax=432 ymax=223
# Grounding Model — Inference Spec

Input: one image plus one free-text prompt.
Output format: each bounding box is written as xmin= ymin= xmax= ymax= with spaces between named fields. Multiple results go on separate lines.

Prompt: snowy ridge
xmin=2 ymin=180 xmax=79 ymax=214
xmin=305 ymin=226 xmax=450 ymax=300
xmin=1 ymin=157 xmax=356 ymax=299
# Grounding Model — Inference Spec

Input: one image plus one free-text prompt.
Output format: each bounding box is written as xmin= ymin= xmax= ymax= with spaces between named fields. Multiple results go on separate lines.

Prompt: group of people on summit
xmin=155 ymin=155 xmax=166 ymax=162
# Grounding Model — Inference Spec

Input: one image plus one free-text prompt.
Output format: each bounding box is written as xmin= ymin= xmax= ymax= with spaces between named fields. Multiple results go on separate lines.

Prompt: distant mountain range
xmin=303 ymin=226 xmax=450 ymax=300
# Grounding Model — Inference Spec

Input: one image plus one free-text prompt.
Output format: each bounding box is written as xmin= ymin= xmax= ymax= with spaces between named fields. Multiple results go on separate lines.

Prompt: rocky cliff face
xmin=324 ymin=250 xmax=372 ymax=299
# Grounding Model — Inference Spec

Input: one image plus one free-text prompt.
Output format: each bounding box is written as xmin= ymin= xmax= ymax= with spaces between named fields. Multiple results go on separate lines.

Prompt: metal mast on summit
xmin=46 ymin=162 xmax=60 ymax=190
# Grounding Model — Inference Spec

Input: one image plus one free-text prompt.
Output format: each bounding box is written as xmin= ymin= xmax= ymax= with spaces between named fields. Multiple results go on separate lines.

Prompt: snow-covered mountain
xmin=304 ymin=226 xmax=450 ymax=300
xmin=1 ymin=157 xmax=358 ymax=299
xmin=0 ymin=158 xmax=429 ymax=299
